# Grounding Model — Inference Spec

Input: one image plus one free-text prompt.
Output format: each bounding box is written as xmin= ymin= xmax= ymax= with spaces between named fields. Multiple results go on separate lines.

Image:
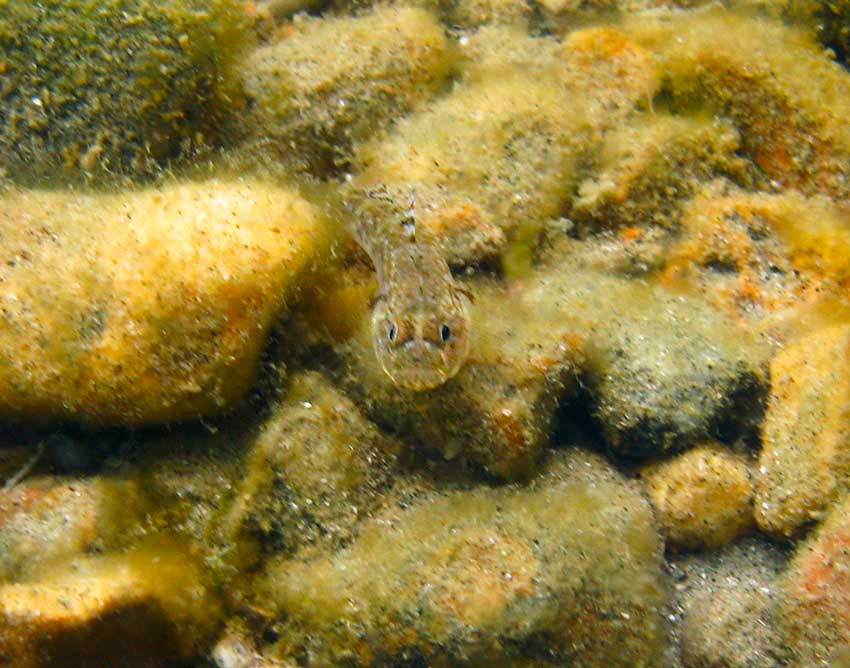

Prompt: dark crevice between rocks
xmin=554 ymin=361 xmax=767 ymax=467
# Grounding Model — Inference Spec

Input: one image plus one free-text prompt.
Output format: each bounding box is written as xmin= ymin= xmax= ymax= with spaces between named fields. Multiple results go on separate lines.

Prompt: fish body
xmin=351 ymin=187 xmax=471 ymax=391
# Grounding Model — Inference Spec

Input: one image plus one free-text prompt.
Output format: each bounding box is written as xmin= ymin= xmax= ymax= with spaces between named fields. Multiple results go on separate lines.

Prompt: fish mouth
xmin=385 ymin=366 xmax=450 ymax=391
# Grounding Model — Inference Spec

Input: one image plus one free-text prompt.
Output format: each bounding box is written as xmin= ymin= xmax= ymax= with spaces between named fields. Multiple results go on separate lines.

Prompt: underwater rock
xmin=0 ymin=179 xmax=327 ymax=426
xmin=445 ymin=0 xmax=534 ymax=27
xmin=557 ymin=226 xmax=676 ymax=279
xmin=457 ymin=24 xmax=560 ymax=76
xmin=355 ymin=25 xmax=655 ymax=269
xmin=664 ymin=183 xmax=850 ymax=325
xmin=0 ymin=477 xmax=145 ymax=582
xmin=354 ymin=68 xmax=580 ymax=265
xmin=556 ymin=26 xmax=657 ymax=120
xmin=777 ymin=491 xmax=850 ymax=667
xmin=573 ymin=114 xmax=747 ymax=234
xmin=211 ymin=630 xmax=288 ymax=668
xmin=581 ymin=279 xmax=765 ymax=458
xmin=672 ymin=537 xmax=785 ymax=668
xmin=257 ymin=449 xmax=667 ymax=668
xmin=135 ymin=416 xmax=252 ymax=552
xmin=746 ymin=0 xmax=850 ymax=75
xmin=221 ymin=372 xmax=402 ymax=563
xmin=0 ymin=544 xmax=220 ymax=668
xmin=640 ymin=443 xmax=754 ymax=552
xmin=683 ymin=587 xmax=778 ymax=668
xmin=754 ymin=323 xmax=850 ymax=538
xmin=625 ymin=10 xmax=850 ymax=200
xmin=664 ymin=183 xmax=812 ymax=322
xmin=535 ymin=0 xmax=613 ymax=16
xmin=240 ymin=5 xmax=455 ymax=175
xmin=0 ymin=0 xmax=249 ymax=183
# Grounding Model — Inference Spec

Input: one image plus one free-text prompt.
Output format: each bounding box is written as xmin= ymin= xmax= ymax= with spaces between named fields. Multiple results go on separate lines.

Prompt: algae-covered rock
xmin=355 ymin=67 xmax=582 ymax=258
xmin=683 ymin=587 xmax=778 ymax=668
xmin=755 ymin=0 xmax=850 ymax=70
xmin=641 ymin=443 xmax=754 ymax=551
xmin=457 ymin=23 xmax=560 ymax=76
xmin=573 ymin=114 xmax=747 ymax=233
xmin=581 ymin=279 xmax=765 ymax=458
xmin=0 ymin=477 xmax=147 ymax=582
xmin=625 ymin=9 xmax=850 ymax=199
xmin=664 ymin=183 xmax=812 ymax=322
xmin=445 ymin=0 xmax=533 ymax=27
xmin=257 ymin=449 xmax=667 ymax=668
xmin=355 ymin=25 xmax=656 ymax=268
xmin=664 ymin=183 xmax=850 ymax=323
xmin=777 ymin=492 xmax=850 ymax=667
xmin=557 ymin=26 xmax=657 ymax=120
xmin=221 ymin=372 xmax=402 ymax=563
xmin=240 ymin=5 xmax=455 ymax=175
xmin=0 ymin=542 xmax=220 ymax=668
xmin=0 ymin=179 xmax=327 ymax=425
xmin=0 ymin=0 xmax=249 ymax=183
xmin=754 ymin=323 xmax=850 ymax=538
xmin=672 ymin=537 xmax=785 ymax=668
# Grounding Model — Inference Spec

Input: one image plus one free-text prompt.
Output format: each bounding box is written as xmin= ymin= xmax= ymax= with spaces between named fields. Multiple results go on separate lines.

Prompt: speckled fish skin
xmin=352 ymin=187 xmax=471 ymax=391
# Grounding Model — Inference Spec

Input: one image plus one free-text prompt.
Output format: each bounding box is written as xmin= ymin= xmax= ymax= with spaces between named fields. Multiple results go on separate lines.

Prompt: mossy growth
xmin=0 ymin=0 xmax=250 ymax=184
xmin=623 ymin=9 xmax=850 ymax=198
xmin=257 ymin=450 xmax=667 ymax=668
xmin=240 ymin=4 xmax=456 ymax=177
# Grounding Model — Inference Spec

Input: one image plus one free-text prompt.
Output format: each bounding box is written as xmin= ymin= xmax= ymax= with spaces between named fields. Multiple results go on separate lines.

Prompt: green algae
xmin=0 ymin=0 xmax=250 ymax=184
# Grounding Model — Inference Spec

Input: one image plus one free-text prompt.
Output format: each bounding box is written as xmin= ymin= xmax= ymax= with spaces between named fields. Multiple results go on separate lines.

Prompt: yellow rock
xmin=778 ymin=491 xmax=850 ymax=666
xmin=449 ymin=0 xmax=532 ymax=26
xmin=663 ymin=183 xmax=850 ymax=324
xmin=355 ymin=66 xmax=582 ymax=243
xmin=355 ymin=25 xmax=656 ymax=272
xmin=0 ymin=543 xmax=219 ymax=668
xmin=641 ymin=443 xmax=754 ymax=551
xmin=755 ymin=323 xmax=850 ymax=537
xmin=574 ymin=114 xmax=745 ymax=232
xmin=0 ymin=478 xmax=146 ymax=582
xmin=240 ymin=5 xmax=455 ymax=174
xmin=257 ymin=450 xmax=666 ymax=668
xmin=0 ymin=179 xmax=327 ymax=425
xmin=558 ymin=26 xmax=657 ymax=118
xmin=625 ymin=9 xmax=850 ymax=199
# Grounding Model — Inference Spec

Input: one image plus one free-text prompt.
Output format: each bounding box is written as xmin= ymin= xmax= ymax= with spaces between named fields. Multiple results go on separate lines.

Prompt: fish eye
xmin=440 ymin=324 xmax=451 ymax=342
xmin=388 ymin=323 xmax=398 ymax=342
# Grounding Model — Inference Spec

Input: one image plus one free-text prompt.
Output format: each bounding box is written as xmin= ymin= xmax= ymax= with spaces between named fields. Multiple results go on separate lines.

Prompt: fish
xmin=350 ymin=186 xmax=471 ymax=391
